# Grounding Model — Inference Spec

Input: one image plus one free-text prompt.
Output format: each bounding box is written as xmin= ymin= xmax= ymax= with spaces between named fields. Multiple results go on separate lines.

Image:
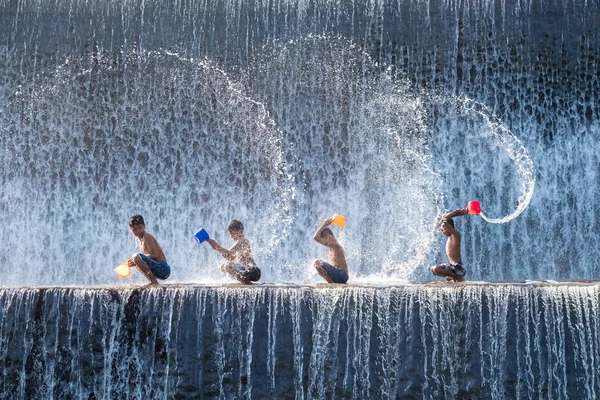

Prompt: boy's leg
xmin=133 ymin=254 xmax=159 ymax=284
xmin=431 ymin=264 xmax=454 ymax=279
xmin=430 ymin=264 xmax=463 ymax=282
xmin=313 ymin=260 xmax=334 ymax=283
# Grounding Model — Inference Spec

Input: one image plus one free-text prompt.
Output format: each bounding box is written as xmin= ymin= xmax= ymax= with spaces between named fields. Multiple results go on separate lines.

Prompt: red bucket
xmin=468 ymin=200 xmax=481 ymax=214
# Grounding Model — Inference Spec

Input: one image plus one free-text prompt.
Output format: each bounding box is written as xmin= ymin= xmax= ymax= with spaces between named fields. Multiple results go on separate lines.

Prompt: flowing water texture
xmin=1 ymin=284 xmax=600 ymax=399
xmin=1 ymin=50 xmax=296 ymax=285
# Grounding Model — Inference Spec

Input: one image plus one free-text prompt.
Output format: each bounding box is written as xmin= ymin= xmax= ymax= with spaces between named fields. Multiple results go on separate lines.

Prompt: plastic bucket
xmin=468 ymin=200 xmax=481 ymax=214
xmin=194 ymin=227 xmax=210 ymax=243
xmin=115 ymin=262 xmax=131 ymax=278
xmin=331 ymin=214 xmax=346 ymax=228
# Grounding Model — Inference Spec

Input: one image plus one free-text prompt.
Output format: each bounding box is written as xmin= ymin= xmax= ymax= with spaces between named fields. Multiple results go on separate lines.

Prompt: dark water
xmin=1 ymin=284 xmax=599 ymax=399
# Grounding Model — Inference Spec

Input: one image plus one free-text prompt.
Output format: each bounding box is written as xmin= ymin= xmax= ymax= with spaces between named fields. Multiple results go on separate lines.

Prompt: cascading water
xmin=2 ymin=0 xmax=600 ymax=398
xmin=1 ymin=50 xmax=295 ymax=286
xmin=1 ymin=284 xmax=600 ymax=399
xmin=242 ymin=36 xmax=444 ymax=280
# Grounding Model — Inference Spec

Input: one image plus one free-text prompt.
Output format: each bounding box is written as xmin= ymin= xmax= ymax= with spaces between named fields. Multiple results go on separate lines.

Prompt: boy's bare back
xmin=230 ymin=236 xmax=257 ymax=267
xmin=327 ymin=244 xmax=348 ymax=273
xmin=441 ymin=222 xmax=462 ymax=265
xmin=139 ymin=232 xmax=168 ymax=263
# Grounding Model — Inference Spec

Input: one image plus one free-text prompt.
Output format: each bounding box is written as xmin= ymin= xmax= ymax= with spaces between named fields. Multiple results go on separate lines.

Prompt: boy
xmin=207 ymin=220 xmax=261 ymax=284
xmin=127 ymin=214 xmax=171 ymax=285
xmin=313 ymin=217 xmax=349 ymax=284
xmin=430 ymin=206 xmax=470 ymax=282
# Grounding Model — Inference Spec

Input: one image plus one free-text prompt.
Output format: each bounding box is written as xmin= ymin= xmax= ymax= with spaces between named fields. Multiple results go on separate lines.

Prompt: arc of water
xmin=462 ymin=98 xmax=536 ymax=224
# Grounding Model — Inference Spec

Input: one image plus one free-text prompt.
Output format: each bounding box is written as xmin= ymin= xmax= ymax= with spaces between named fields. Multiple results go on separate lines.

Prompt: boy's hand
xmin=322 ymin=217 xmax=334 ymax=226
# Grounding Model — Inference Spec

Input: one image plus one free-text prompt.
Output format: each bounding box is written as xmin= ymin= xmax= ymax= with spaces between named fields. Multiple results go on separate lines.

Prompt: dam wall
xmin=1 ymin=284 xmax=599 ymax=399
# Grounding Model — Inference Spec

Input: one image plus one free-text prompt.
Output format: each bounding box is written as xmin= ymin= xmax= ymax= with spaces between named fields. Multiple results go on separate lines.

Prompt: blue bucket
xmin=194 ymin=227 xmax=210 ymax=243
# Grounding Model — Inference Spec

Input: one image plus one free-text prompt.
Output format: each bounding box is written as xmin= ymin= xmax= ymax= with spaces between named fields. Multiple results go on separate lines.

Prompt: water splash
xmin=1 ymin=49 xmax=295 ymax=285
xmin=460 ymin=99 xmax=536 ymax=224
xmin=429 ymin=96 xmax=536 ymax=225
xmin=244 ymin=36 xmax=445 ymax=280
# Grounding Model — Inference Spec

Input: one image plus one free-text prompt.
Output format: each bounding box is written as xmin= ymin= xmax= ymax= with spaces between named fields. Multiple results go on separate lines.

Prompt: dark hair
xmin=445 ymin=218 xmax=455 ymax=228
xmin=227 ymin=219 xmax=244 ymax=232
xmin=129 ymin=214 xmax=145 ymax=227
xmin=320 ymin=227 xmax=333 ymax=238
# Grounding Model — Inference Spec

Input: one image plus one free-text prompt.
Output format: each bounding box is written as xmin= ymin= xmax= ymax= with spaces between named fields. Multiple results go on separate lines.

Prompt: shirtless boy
xmin=127 ymin=214 xmax=171 ymax=285
xmin=430 ymin=206 xmax=470 ymax=282
xmin=207 ymin=220 xmax=261 ymax=284
xmin=313 ymin=217 xmax=349 ymax=284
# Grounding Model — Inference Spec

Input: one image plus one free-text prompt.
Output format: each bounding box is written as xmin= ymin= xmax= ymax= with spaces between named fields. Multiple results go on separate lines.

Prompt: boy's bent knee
xmin=313 ymin=259 xmax=324 ymax=269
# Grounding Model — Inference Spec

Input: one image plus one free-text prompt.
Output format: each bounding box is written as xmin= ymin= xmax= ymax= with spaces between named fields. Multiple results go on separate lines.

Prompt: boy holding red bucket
xmin=430 ymin=201 xmax=480 ymax=282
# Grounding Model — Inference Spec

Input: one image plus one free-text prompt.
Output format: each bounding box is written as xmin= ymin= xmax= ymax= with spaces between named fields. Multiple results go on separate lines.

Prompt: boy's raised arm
xmin=440 ymin=220 xmax=460 ymax=236
xmin=313 ymin=217 xmax=334 ymax=245
xmin=207 ymin=239 xmax=235 ymax=260
xmin=443 ymin=207 xmax=469 ymax=220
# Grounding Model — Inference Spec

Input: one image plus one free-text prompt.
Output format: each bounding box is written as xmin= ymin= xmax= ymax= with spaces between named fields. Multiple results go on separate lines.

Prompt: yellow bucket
xmin=331 ymin=214 xmax=346 ymax=228
xmin=114 ymin=262 xmax=131 ymax=278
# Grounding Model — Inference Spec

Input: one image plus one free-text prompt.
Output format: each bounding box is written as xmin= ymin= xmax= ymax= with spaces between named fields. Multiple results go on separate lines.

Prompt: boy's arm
xmin=206 ymin=239 xmax=235 ymax=260
xmin=440 ymin=220 xmax=460 ymax=237
xmin=313 ymin=218 xmax=334 ymax=246
xmin=443 ymin=207 xmax=469 ymax=220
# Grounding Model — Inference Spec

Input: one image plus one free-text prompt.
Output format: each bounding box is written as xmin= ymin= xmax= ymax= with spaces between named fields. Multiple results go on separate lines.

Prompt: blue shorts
xmin=138 ymin=253 xmax=171 ymax=280
xmin=321 ymin=262 xmax=349 ymax=284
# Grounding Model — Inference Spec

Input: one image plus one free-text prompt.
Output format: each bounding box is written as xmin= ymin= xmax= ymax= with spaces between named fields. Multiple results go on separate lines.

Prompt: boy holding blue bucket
xmin=206 ymin=220 xmax=261 ymax=284
xmin=127 ymin=214 xmax=171 ymax=285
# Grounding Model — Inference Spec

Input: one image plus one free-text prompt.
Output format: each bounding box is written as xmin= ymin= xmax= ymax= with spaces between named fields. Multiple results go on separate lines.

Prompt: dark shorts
xmin=233 ymin=264 xmax=261 ymax=282
xmin=138 ymin=253 xmax=171 ymax=280
xmin=443 ymin=262 xmax=466 ymax=281
xmin=321 ymin=262 xmax=349 ymax=284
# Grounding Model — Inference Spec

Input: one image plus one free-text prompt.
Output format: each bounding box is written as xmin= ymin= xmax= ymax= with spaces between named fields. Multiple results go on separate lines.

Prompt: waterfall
xmin=1 ymin=284 xmax=599 ymax=398
xmin=1 ymin=0 xmax=600 ymax=396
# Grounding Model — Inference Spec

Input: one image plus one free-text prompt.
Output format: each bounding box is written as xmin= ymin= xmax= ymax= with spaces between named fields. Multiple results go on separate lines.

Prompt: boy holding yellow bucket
xmin=124 ymin=214 xmax=171 ymax=285
xmin=312 ymin=215 xmax=349 ymax=284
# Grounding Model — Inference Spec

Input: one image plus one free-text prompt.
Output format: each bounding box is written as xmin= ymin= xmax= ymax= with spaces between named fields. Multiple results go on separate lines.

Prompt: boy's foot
xmin=446 ymin=276 xmax=454 ymax=282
